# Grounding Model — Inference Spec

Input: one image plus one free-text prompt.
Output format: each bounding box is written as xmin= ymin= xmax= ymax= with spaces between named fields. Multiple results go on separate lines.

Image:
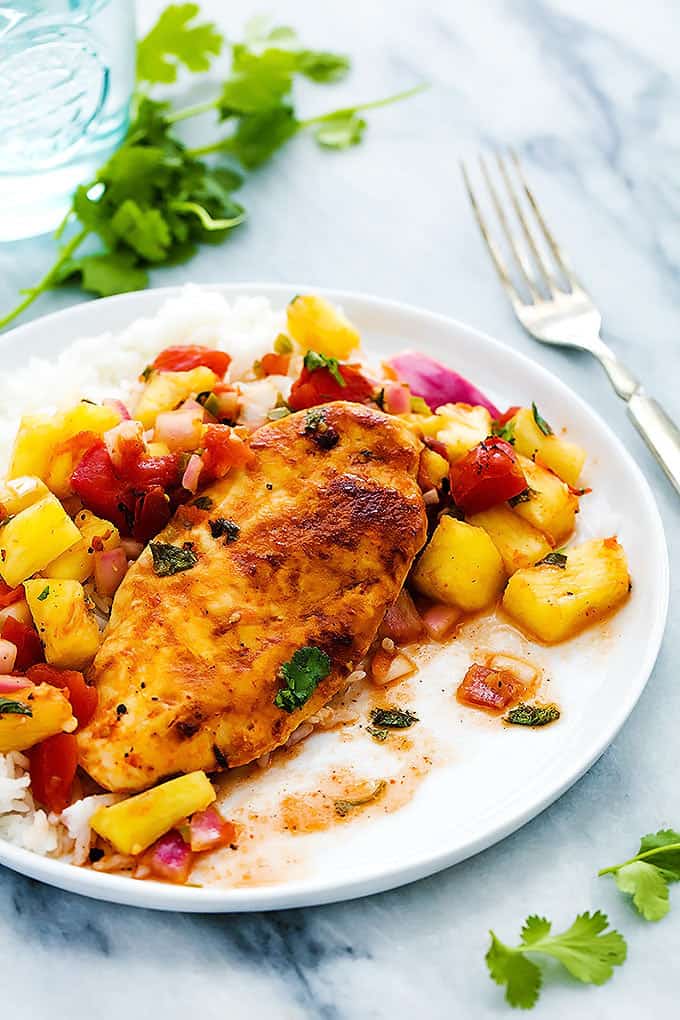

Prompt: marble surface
xmin=1 ymin=0 xmax=679 ymax=1015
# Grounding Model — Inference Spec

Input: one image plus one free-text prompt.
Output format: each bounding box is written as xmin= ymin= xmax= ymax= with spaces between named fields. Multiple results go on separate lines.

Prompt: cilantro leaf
xmin=493 ymin=418 xmax=516 ymax=444
xmin=274 ymin=645 xmax=331 ymax=712
xmin=304 ymin=349 xmax=346 ymax=386
xmin=486 ymin=912 xmax=626 ymax=1009
xmin=505 ymin=703 xmax=561 ymax=727
xmin=137 ymin=3 xmax=223 ymax=84
xmin=314 ymin=111 xmax=366 ymax=149
xmin=486 ymin=932 xmax=542 ymax=1009
xmin=57 ymin=252 xmax=149 ymax=297
xmin=615 ymin=862 xmax=669 ymax=921
xmin=370 ymin=708 xmax=418 ymax=729
xmin=599 ymin=828 xmax=680 ymax=920
xmin=0 ymin=698 xmax=32 ymax=717
xmin=110 ymin=200 xmax=172 ymax=262
xmin=297 ymin=51 xmax=350 ymax=83
xmin=150 ymin=541 xmax=198 ymax=576
xmin=531 ymin=402 xmax=553 ymax=436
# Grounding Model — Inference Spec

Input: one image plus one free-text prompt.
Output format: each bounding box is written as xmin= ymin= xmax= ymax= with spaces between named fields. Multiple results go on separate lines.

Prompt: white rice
xmin=0 ymin=285 xmax=286 ymax=474
xmin=0 ymin=286 xmax=289 ymax=860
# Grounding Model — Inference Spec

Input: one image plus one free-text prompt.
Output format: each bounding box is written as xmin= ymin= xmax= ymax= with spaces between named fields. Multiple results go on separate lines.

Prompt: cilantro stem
xmin=0 ymin=227 xmax=89 ymax=330
xmin=168 ymin=200 xmax=245 ymax=230
xmin=597 ymin=841 xmax=680 ymax=877
xmin=165 ymin=99 xmax=219 ymax=125
xmin=184 ymin=139 xmax=231 ymax=159
xmin=297 ymin=83 xmax=428 ymax=128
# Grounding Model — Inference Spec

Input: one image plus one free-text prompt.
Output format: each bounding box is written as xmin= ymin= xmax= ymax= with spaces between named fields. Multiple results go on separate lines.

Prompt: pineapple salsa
xmin=0 ymin=293 xmax=630 ymax=884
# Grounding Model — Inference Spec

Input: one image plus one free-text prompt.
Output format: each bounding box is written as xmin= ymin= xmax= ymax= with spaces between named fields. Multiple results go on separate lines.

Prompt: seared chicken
xmin=78 ymin=402 xmax=427 ymax=791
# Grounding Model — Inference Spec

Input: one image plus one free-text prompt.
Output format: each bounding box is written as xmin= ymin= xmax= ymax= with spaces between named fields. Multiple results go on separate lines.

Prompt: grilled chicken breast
xmin=78 ymin=402 xmax=427 ymax=792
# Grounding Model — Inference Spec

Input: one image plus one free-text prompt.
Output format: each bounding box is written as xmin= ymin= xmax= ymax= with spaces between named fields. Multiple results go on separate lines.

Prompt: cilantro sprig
xmin=274 ymin=645 xmax=331 ymax=712
xmin=0 ymin=6 xmax=425 ymax=330
xmin=303 ymin=350 xmax=346 ymax=387
xmin=486 ymin=912 xmax=626 ymax=1009
xmin=599 ymin=828 xmax=680 ymax=921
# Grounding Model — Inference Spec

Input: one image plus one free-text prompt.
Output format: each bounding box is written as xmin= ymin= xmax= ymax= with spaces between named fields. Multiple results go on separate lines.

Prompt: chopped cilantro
xmin=274 ymin=645 xmax=331 ymax=712
xmin=191 ymin=496 xmax=213 ymax=510
xmin=37 ymin=585 xmax=50 ymax=601
xmin=334 ymin=779 xmax=386 ymax=817
xmin=374 ymin=388 xmax=385 ymax=410
xmin=197 ymin=390 xmax=220 ymax=417
xmin=273 ymin=333 xmax=293 ymax=355
xmin=208 ymin=518 xmax=240 ymax=542
xmin=505 ymin=703 xmax=561 ymax=727
xmin=150 ymin=541 xmax=198 ymax=576
xmin=536 ymin=551 xmax=568 ymax=568
xmin=267 ymin=406 xmax=291 ymax=421
xmin=492 ymin=418 xmax=516 ymax=444
xmin=507 ymin=487 xmax=532 ymax=506
xmin=303 ymin=349 xmax=345 ymax=387
xmin=0 ymin=698 xmax=31 ymax=717
xmin=370 ymin=707 xmax=418 ymax=729
xmin=532 ymin=402 xmax=554 ymax=436
xmin=366 ymin=725 xmax=389 ymax=742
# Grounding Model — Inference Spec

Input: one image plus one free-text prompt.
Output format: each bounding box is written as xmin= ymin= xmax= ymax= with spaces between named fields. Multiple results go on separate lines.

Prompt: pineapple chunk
xmin=434 ymin=403 xmax=492 ymax=462
xmin=418 ymin=447 xmax=449 ymax=490
xmin=0 ymin=683 xmax=76 ymax=753
xmin=9 ymin=402 xmax=121 ymax=489
xmin=135 ymin=366 xmax=218 ymax=428
xmin=399 ymin=413 xmax=443 ymax=439
xmin=90 ymin=771 xmax=216 ymax=855
xmin=43 ymin=510 xmax=120 ymax=582
xmin=0 ymin=476 xmax=48 ymax=517
xmin=286 ymin=294 xmax=360 ymax=360
xmin=509 ymin=407 xmax=586 ymax=486
xmin=512 ymin=455 xmax=578 ymax=545
xmin=502 ymin=537 xmax=630 ymax=643
xmin=0 ymin=494 xmax=80 ymax=587
xmin=24 ymin=579 xmax=101 ymax=670
xmin=8 ymin=414 xmax=62 ymax=480
xmin=469 ymin=505 xmax=552 ymax=574
xmin=412 ymin=516 xmax=506 ymax=611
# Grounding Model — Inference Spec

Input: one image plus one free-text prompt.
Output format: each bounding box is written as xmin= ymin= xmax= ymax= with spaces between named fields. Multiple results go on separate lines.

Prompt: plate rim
xmin=0 ymin=282 xmax=669 ymax=912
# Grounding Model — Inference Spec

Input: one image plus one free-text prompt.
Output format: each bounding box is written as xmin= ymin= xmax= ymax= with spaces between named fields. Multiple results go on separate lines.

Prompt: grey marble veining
xmin=0 ymin=1 xmax=678 ymax=1016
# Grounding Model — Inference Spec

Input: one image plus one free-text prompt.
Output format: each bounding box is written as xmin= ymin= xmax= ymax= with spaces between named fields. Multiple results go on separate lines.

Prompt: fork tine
xmin=509 ymin=149 xmax=578 ymax=289
xmin=495 ymin=152 xmax=557 ymax=296
xmin=477 ymin=155 xmax=542 ymax=302
xmin=460 ymin=160 xmax=523 ymax=307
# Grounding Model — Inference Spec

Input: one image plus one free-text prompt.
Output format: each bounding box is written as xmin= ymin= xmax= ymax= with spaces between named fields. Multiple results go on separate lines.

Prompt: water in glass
xmin=0 ymin=1 xmax=135 ymax=240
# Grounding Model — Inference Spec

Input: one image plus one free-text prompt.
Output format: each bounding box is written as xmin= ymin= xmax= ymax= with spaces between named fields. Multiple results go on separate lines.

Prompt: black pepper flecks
xmin=116 ymin=703 xmax=128 ymax=716
xmin=89 ymin=847 xmax=105 ymax=863
xmin=213 ymin=743 xmax=228 ymax=768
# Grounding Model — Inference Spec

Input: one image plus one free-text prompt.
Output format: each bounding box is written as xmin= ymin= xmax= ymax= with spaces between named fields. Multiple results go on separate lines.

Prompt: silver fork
xmin=462 ymin=151 xmax=680 ymax=496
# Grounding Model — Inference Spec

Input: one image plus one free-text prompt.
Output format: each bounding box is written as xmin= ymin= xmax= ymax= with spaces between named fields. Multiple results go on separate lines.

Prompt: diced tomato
xmin=456 ymin=664 xmax=523 ymax=712
xmin=0 ymin=579 xmax=23 ymax=610
xmin=29 ymin=732 xmax=78 ymax=813
xmin=449 ymin=436 xmax=526 ymax=514
xmin=261 ymin=352 xmax=291 ymax=376
xmin=133 ymin=486 xmax=172 ymax=542
xmin=124 ymin=453 xmax=181 ymax=490
xmin=201 ymin=425 xmax=254 ymax=481
xmin=1 ymin=617 xmax=43 ymax=671
xmin=288 ymin=363 xmax=374 ymax=411
xmin=71 ymin=443 xmax=135 ymax=533
xmin=27 ymin=663 xmax=97 ymax=728
xmin=493 ymin=406 xmax=521 ymax=428
xmin=152 ymin=345 xmax=231 ymax=378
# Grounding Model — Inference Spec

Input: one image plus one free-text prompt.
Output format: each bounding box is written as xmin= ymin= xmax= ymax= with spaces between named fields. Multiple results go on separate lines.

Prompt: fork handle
xmin=626 ymin=390 xmax=680 ymax=496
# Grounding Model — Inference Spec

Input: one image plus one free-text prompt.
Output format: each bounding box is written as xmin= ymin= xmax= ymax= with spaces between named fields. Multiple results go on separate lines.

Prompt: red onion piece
xmin=189 ymin=806 xmax=236 ymax=852
xmin=420 ymin=602 xmax=461 ymax=641
xmin=181 ymin=453 xmax=203 ymax=494
xmin=387 ymin=351 xmax=500 ymax=417
xmin=0 ymin=674 xmax=32 ymax=693
xmin=380 ymin=590 xmax=423 ymax=644
xmin=104 ymin=420 xmax=145 ymax=470
xmin=0 ymin=639 xmax=17 ymax=673
xmin=383 ymin=382 xmax=411 ymax=415
xmin=154 ymin=408 xmax=203 ymax=453
xmin=145 ymin=830 xmax=194 ymax=884
xmin=103 ymin=398 xmax=131 ymax=420
xmin=94 ymin=547 xmax=128 ymax=597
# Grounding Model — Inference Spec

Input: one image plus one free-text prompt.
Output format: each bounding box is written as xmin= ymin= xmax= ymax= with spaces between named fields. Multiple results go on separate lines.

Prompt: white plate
xmin=0 ymin=284 xmax=668 ymax=912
